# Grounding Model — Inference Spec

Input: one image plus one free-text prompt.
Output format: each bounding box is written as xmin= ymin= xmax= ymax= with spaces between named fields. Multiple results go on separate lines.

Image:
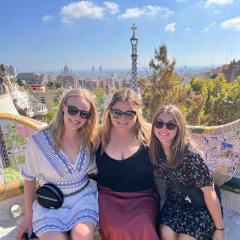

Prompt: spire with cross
xmin=130 ymin=23 xmax=140 ymax=94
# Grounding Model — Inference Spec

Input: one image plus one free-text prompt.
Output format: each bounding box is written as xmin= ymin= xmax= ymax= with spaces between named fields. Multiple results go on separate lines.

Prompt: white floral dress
xmin=21 ymin=130 xmax=99 ymax=237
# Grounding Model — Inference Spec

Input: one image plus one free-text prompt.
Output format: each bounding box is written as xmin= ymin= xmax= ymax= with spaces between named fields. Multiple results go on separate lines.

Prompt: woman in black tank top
xmin=96 ymin=88 xmax=160 ymax=240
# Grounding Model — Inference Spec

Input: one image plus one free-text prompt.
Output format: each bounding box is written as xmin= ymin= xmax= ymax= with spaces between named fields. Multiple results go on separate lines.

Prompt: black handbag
xmin=23 ymin=231 xmax=37 ymax=240
xmin=36 ymin=183 xmax=64 ymax=209
xmin=168 ymin=171 xmax=222 ymax=208
xmin=35 ymin=180 xmax=90 ymax=209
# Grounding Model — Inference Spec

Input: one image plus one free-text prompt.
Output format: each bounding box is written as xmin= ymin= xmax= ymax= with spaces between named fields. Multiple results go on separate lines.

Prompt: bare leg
xmin=160 ymin=224 xmax=178 ymax=240
xmin=178 ymin=233 xmax=196 ymax=240
xmin=39 ymin=231 xmax=69 ymax=240
xmin=71 ymin=221 xmax=95 ymax=240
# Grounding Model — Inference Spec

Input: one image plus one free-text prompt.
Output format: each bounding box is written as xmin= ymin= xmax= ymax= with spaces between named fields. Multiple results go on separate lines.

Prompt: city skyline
xmin=1 ymin=0 xmax=240 ymax=72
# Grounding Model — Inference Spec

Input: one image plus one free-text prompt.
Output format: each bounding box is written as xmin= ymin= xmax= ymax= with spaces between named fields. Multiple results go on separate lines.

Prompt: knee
xmin=71 ymin=227 xmax=94 ymax=240
xmin=160 ymin=225 xmax=177 ymax=240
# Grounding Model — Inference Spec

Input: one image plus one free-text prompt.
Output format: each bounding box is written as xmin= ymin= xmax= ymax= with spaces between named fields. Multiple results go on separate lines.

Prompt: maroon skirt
xmin=98 ymin=185 xmax=160 ymax=240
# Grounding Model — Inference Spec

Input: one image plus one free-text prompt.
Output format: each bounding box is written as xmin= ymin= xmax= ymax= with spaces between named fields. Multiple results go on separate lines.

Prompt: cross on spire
xmin=131 ymin=23 xmax=137 ymax=38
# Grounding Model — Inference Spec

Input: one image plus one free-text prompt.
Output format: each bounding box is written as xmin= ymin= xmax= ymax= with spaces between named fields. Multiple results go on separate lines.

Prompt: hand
xmin=16 ymin=215 xmax=33 ymax=240
xmin=212 ymin=229 xmax=224 ymax=240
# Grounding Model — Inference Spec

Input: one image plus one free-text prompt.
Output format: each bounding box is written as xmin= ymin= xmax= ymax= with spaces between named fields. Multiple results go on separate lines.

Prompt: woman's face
xmin=62 ymin=96 xmax=91 ymax=132
xmin=109 ymin=101 xmax=137 ymax=132
xmin=153 ymin=112 xmax=178 ymax=146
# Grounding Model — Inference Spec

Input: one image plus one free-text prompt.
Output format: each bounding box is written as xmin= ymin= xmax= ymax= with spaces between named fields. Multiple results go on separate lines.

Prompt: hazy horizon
xmin=1 ymin=0 xmax=239 ymax=72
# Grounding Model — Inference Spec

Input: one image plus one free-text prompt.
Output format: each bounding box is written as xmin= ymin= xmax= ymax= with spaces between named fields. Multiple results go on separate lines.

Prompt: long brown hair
xmin=149 ymin=105 xmax=191 ymax=168
xmin=45 ymin=88 xmax=98 ymax=156
xmin=100 ymin=88 xmax=150 ymax=151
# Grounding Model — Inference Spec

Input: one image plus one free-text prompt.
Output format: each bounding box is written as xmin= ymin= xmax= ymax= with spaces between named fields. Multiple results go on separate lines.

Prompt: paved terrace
xmin=0 ymin=189 xmax=240 ymax=240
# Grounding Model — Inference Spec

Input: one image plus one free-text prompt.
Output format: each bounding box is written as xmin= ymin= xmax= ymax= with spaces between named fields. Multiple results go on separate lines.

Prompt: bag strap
xmin=167 ymin=170 xmax=189 ymax=194
xmin=64 ymin=179 xmax=90 ymax=197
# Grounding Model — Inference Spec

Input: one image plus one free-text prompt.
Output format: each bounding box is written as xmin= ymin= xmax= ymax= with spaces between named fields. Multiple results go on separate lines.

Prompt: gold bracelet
xmin=215 ymin=227 xmax=225 ymax=231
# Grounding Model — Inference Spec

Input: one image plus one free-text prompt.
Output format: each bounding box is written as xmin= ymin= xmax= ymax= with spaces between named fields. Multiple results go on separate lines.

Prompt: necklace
xmin=121 ymin=151 xmax=124 ymax=160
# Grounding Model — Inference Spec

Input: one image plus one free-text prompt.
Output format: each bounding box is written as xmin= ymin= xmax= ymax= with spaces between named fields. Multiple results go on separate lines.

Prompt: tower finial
xmin=130 ymin=23 xmax=140 ymax=94
xmin=131 ymin=23 xmax=137 ymax=38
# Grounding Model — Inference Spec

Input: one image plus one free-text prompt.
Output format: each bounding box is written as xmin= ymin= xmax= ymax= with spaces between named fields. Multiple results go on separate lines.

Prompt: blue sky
xmin=0 ymin=0 xmax=240 ymax=72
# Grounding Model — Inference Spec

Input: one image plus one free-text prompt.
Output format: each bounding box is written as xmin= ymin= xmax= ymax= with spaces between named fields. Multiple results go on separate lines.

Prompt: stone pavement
xmin=1 ymin=190 xmax=240 ymax=240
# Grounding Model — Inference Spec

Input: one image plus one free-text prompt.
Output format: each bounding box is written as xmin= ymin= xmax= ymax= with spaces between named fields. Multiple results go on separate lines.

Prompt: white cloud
xmin=203 ymin=22 xmax=217 ymax=32
xmin=119 ymin=5 xmax=174 ymax=19
xmin=165 ymin=23 xmax=176 ymax=32
xmin=120 ymin=8 xmax=144 ymax=19
xmin=185 ymin=27 xmax=191 ymax=31
xmin=103 ymin=1 xmax=119 ymax=15
xmin=42 ymin=15 xmax=53 ymax=22
xmin=220 ymin=17 xmax=240 ymax=31
xmin=60 ymin=1 xmax=106 ymax=23
xmin=212 ymin=10 xmax=220 ymax=14
xmin=205 ymin=0 xmax=234 ymax=7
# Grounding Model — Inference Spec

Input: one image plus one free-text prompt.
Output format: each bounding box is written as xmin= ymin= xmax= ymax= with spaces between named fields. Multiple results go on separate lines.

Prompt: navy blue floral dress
xmin=156 ymin=147 xmax=215 ymax=240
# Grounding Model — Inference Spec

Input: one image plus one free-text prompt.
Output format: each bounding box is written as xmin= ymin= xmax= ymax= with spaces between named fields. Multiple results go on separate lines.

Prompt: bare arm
xmin=24 ymin=180 xmax=36 ymax=216
xmin=202 ymin=186 xmax=224 ymax=240
xmin=17 ymin=180 xmax=36 ymax=240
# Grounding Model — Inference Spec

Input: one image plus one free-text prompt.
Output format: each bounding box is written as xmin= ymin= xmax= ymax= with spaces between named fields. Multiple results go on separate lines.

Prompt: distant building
xmin=17 ymin=73 xmax=48 ymax=85
xmin=30 ymin=84 xmax=46 ymax=92
xmin=99 ymin=66 xmax=102 ymax=74
xmin=0 ymin=64 xmax=17 ymax=79
xmin=30 ymin=88 xmax=62 ymax=113
xmin=57 ymin=75 xmax=76 ymax=88
xmin=63 ymin=64 xmax=71 ymax=75
xmin=222 ymin=59 xmax=240 ymax=82
xmin=8 ymin=65 xmax=17 ymax=78
xmin=208 ymin=59 xmax=240 ymax=82
xmin=57 ymin=64 xmax=77 ymax=88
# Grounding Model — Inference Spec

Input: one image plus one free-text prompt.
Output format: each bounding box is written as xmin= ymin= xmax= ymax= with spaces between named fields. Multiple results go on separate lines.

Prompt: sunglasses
xmin=65 ymin=105 xmax=91 ymax=119
xmin=154 ymin=120 xmax=177 ymax=130
xmin=110 ymin=108 xmax=136 ymax=120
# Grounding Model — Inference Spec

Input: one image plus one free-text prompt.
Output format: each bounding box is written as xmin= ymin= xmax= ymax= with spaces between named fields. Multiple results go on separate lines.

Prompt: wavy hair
xmin=100 ymin=88 xmax=150 ymax=151
xmin=45 ymin=88 xmax=98 ymax=156
xmin=149 ymin=105 xmax=191 ymax=168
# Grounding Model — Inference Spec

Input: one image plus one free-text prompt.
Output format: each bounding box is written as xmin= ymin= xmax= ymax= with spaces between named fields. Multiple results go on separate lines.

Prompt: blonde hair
xmin=100 ymin=88 xmax=150 ymax=151
xmin=149 ymin=105 xmax=191 ymax=168
xmin=45 ymin=88 xmax=98 ymax=156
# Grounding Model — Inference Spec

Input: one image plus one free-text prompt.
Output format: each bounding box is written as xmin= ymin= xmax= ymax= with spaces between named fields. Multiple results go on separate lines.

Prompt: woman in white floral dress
xmin=17 ymin=88 xmax=99 ymax=240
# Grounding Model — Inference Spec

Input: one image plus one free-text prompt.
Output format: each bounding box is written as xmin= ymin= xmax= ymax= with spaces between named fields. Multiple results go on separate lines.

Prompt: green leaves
xmin=139 ymin=43 xmax=240 ymax=126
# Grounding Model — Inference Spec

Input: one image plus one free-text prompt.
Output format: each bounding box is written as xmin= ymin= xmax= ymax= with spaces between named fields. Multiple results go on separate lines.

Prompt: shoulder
xmin=185 ymin=146 xmax=203 ymax=159
xmin=137 ymin=144 xmax=150 ymax=157
xmin=184 ymin=146 xmax=205 ymax=166
xmin=141 ymin=144 xmax=149 ymax=151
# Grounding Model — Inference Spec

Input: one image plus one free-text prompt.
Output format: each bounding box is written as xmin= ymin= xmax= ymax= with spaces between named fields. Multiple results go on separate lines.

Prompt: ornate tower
xmin=130 ymin=23 xmax=140 ymax=93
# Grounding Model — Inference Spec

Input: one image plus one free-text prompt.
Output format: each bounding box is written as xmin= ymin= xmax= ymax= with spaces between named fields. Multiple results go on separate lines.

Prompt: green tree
xmin=92 ymin=87 xmax=105 ymax=110
xmin=190 ymin=74 xmax=240 ymax=125
xmin=139 ymin=43 xmax=205 ymax=125
xmin=46 ymin=111 xmax=55 ymax=123
xmin=139 ymin=44 xmax=179 ymax=121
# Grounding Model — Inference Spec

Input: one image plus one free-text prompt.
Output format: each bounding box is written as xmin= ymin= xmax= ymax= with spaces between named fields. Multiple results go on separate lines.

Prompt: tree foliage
xmin=139 ymin=44 xmax=178 ymax=121
xmin=139 ymin=43 xmax=205 ymax=125
xmin=190 ymin=75 xmax=240 ymax=125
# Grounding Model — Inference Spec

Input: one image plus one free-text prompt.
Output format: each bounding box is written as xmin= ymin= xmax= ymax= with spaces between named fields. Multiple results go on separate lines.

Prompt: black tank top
xmin=96 ymin=145 xmax=155 ymax=192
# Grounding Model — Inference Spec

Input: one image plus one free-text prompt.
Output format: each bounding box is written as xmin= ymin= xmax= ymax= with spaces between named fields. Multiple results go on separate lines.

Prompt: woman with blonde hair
xmin=96 ymin=88 xmax=159 ymax=240
xmin=17 ymin=88 xmax=99 ymax=240
xmin=150 ymin=105 xmax=224 ymax=240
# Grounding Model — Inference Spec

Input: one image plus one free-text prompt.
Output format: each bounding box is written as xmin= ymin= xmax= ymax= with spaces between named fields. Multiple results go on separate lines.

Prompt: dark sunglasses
xmin=65 ymin=105 xmax=91 ymax=119
xmin=110 ymin=108 xmax=136 ymax=120
xmin=154 ymin=120 xmax=177 ymax=130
